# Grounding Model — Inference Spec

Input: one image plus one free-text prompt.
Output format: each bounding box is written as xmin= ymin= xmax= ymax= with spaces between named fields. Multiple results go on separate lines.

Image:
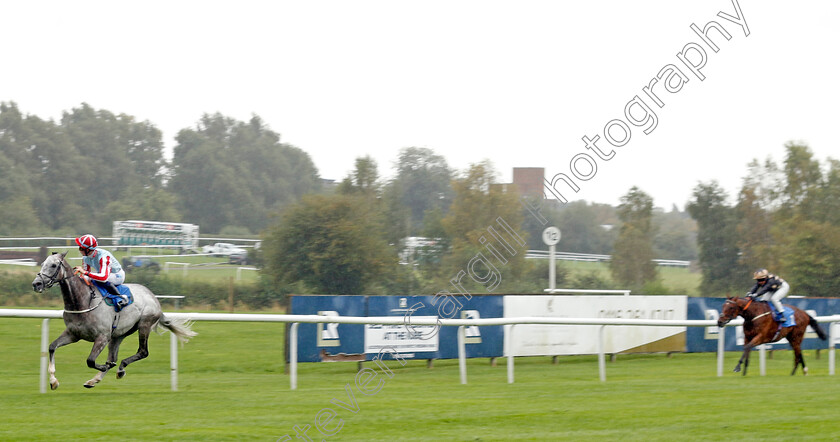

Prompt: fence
xmin=524 ymin=249 xmax=690 ymax=267
xmin=1 ymin=309 xmax=839 ymax=393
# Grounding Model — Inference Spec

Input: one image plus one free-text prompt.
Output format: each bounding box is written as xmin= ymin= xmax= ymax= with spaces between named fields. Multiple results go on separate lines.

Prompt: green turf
xmin=1 ymin=318 xmax=839 ymax=441
xmin=558 ymin=261 xmax=701 ymax=296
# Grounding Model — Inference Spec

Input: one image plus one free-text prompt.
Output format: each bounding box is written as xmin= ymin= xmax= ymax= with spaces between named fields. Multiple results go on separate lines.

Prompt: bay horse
xmin=32 ymin=252 xmax=196 ymax=389
xmin=717 ymin=296 xmax=827 ymax=376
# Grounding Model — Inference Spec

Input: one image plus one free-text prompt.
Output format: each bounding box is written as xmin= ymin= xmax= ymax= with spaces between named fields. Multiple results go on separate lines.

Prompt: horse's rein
xmin=63 ymin=294 xmax=103 ymax=314
xmin=39 ymin=259 xmax=103 ymax=314
xmin=724 ymin=297 xmax=773 ymax=323
xmin=721 ymin=298 xmax=753 ymax=323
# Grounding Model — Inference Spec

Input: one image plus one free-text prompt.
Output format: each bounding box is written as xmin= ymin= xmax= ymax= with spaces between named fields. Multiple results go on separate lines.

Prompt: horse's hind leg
xmin=85 ymin=336 xmax=124 ymax=387
xmin=117 ymin=318 xmax=154 ymax=378
xmin=48 ymin=330 xmax=79 ymax=391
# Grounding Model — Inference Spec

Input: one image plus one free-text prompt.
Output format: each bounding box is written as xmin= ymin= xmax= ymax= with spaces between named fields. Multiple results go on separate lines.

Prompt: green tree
xmin=778 ymin=216 xmax=840 ymax=297
xmin=0 ymin=196 xmax=44 ymax=235
xmin=261 ymin=194 xmax=396 ymax=295
xmin=736 ymin=185 xmax=777 ymax=273
xmin=687 ymin=181 xmax=744 ymax=294
xmin=819 ymin=159 xmax=840 ymax=226
xmin=437 ymin=161 xmax=528 ymax=292
xmin=556 ymin=201 xmax=616 ymax=254
xmin=60 ymin=104 xmax=170 ymax=232
xmin=388 ymin=147 xmax=453 ymax=235
xmin=653 ymin=205 xmax=697 ymax=261
xmin=337 ymin=156 xmax=380 ymax=197
xmin=103 ymin=187 xmax=182 ymax=223
xmin=170 ymin=114 xmax=320 ymax=233
xmin=380 ymin=179 xmax=410 ymax=246
xmin=0 ymin=149 xmax=42 ymax=235
xmin=610 ymin=186 xmax=658 ymax=291
xmin=781 ymin=142 xmax=823 ymax=216
xmin=0 ymin=102 xmax=88 ymax=231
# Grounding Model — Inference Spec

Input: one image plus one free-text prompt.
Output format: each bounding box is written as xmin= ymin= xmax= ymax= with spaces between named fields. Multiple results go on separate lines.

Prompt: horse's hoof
xmin=733 ymin=366 xmax=741 ymax=373
xmin=50 ymin=381 xmax=59 ymax=390
xmin=116 ymin=370 xmax=126 ymax=379
xmin=106 ymin=361 xmax=117 ymax=369
xmin=83 ymin=382 xmax=96 ymax=388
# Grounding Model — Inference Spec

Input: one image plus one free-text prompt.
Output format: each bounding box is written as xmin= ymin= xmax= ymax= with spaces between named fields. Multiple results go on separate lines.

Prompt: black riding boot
xmin=103 ymin=282 xmax=128 ymax=309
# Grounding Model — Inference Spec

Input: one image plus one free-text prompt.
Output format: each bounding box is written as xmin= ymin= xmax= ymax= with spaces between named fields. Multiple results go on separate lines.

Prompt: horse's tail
xmin=155 ymin=314 xmax=198 ymax=344
xmin=808 ymin=315 xmax=828 ymax=341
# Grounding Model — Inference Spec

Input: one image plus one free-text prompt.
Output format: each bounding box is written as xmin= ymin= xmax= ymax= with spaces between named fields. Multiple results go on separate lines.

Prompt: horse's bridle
xmin=36 ymin=258 xmax=71 ymax=289
xmin=724 ymin=298 xmax=752 ymax=311
xmin=720 ymin=298 xmax=750 ymax=324
xmin=36 ymin=257 xmax=103 ymax=314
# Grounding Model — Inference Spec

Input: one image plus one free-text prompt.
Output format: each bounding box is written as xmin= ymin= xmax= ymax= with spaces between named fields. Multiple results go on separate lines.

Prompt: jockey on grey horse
xmin=32 ymin=251 xmax=196 ymax=389
xmin=73 ymin=234 xmax=129 ymax=310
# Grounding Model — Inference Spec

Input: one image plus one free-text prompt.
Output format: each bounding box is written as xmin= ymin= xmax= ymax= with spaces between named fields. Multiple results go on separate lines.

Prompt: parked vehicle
xmin=123 ymin=256 xmax=161 ymax=273
xmin=228 ymin=250 xmax=249 ymax=265
xmin=202 ymin=242 xmax=247 ymax=257
xmin=202 ymin=242 xmax=249 ymax=264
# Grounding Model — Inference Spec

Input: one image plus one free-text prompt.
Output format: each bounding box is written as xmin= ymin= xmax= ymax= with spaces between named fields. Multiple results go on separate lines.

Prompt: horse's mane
xmin=50 ymin=252 xmax=94 ymax=308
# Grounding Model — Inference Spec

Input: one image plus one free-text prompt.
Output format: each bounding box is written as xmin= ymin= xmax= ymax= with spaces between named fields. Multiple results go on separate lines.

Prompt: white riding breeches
xmin=104 ymin=269 xmax=125 ymax=286
xmin=759 ymin=280 xmax=789 ymax=314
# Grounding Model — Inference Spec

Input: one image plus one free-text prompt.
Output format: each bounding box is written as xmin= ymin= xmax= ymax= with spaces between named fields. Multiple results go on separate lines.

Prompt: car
xmin=228 ymin=250 xmax=249 ymax=265
xmin=202 ymin=242 xmax=248 ymax=258
xmin=123 ymin=256 xmax=160 ymax=273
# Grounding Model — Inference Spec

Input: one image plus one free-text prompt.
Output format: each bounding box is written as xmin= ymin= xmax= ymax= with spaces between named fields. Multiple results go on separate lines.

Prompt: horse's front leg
xmin=48 ymin=330 xmax=80 ymax=391
xmin=83 ymin=335 xmax=110 ymax=388
xmin=734 ymin=345 xmax=751 ymax=374
xmin=735 ymin=335 xmax=764 ymax=376
xmin=85 ymin=336 xmax=124 ymax=387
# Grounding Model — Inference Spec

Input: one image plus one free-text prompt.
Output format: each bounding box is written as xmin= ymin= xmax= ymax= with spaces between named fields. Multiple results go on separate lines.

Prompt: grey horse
xmin=32 ymin=252 xmax=196 ymax=389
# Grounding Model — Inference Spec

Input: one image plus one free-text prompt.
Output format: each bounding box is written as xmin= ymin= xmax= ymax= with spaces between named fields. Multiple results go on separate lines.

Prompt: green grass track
xmin=1 ymin=319 xmax=838 ymax=441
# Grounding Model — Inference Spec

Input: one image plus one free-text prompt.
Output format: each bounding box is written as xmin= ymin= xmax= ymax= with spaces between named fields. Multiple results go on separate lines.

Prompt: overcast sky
xmin=2 ymin=0 xmax=837 ymax=210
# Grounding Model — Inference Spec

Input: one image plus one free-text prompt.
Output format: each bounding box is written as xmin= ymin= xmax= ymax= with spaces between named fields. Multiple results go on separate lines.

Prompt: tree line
xmin=2 ymin=101 xmax=709 ymax=299
xmin=260 ymin=156 xmax=698 ymax=296
xmin=0 ymin=102 xmax=320 ymax=236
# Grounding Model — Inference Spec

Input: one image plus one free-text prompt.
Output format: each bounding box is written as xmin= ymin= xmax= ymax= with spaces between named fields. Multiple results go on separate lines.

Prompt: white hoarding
xmin=364 ymin=317 xmax=439 ymax=354
xmin=504 ymin=295 xmax=687 ymax=356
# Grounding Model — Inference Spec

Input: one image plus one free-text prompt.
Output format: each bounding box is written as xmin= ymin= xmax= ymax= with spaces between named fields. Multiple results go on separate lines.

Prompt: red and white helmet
xmin=75 ymin=234 xmax=98 ymax=250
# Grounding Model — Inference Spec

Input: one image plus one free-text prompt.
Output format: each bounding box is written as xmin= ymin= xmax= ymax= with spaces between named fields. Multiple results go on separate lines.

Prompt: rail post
xmin=759 ymin=344 xmax=766 ymax=376
xmin=598 ymin=325 xmax=606 ymax=382
xmin=830 ymin=322 xmax=836 ymax=376
xmin=458 ymin=326 xmax=467 ymax=384
xmin=171 ymin=331 xmax=178 ymax=391
xmin=290 ymin=323 xmax=299 ymax=390
xmin=717 ymin=326 xmax=725 ymax=377
xmin=506 ymin=324 xmax=515 ymax=384
xmin=40 ymin=318 xmax=49 ymax=394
